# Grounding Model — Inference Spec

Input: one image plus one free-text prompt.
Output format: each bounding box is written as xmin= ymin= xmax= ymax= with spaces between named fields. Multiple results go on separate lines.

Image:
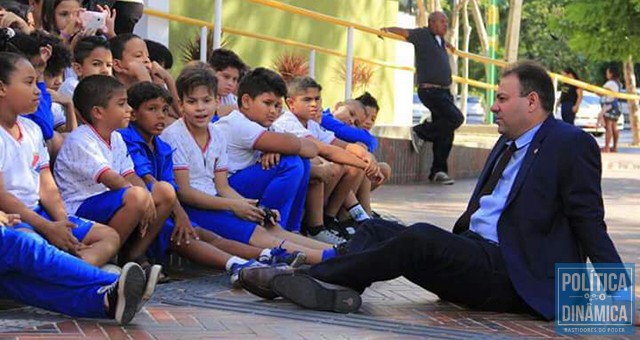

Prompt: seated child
xmin=120 ymin=81 xmax=305 ymax=281
xmin=54 ymin=75 xmax=162 ymax=267
xmin=58 ymin=35 xmax=113 ymax=105
xmin=214 ymin=68 xmax=319 ymax=234
xmin=355 ymin=92 xmax=392 ymax=189
xmin=162 ymin=63 xmax=336 ymax=264
xmin=0 ymin=211 xmax=155 ymax=325
xmin=0 ymin=51 xmax=119 ymax=267
xmin=9 ymin=30 xmax=67 ymax=157
xmin=207 ymin=48 xmax=247 ymax=121
xmin=42 ymin=35 xmax=77 ymax=133
xmin=320 ymin=99 xmax=377 ymax=151
xmin=275 ymin=77 xmax=381 ymax=241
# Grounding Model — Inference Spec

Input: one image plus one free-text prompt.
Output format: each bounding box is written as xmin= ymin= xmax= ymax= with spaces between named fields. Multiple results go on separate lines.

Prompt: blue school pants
xmin=229 ymin=155 xmax=309 ymax=232
xmin=0 ymin=226 xmax=118 ymax=318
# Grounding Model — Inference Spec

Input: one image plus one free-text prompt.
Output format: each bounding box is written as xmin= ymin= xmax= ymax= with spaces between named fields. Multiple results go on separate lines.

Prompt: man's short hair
xmin=287 ymin=76 xmax=322 ymax=98
xmin=74 ymin=36 xmax=110 ymax=64
xmin=73 ymin=75 xmax=125 ymax=124
xmin=175 ymin=61 xmax=218 ymax=100
xmin=501 ymin=60 xmax=555 ymax=114
xmin=127 ymin=81 xmax=171 ymax=111
xmin=237 ymin=67 xmax=287 ymax=105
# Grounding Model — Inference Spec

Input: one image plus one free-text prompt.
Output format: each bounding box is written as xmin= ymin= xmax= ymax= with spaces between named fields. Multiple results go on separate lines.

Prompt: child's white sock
xmin=225 ymin=256 xmax=247 ymax=271
xmin=348 ymin=204 xmax=370 ymax=222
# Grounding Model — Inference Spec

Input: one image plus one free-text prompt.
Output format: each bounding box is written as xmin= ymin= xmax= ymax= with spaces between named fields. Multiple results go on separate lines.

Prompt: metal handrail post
xmin=213 ymin=0 xmax=223 ymax=49
xmin=345 ymin=26 xmax=354 ymax=99
xmin=200 ymin=26 xmax=208 ymax=62
xmin=309 ymin=49 xmax=316 ymax=79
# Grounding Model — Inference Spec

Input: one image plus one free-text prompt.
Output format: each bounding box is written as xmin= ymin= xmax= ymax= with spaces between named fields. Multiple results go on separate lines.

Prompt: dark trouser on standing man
xmin=411 ymin=87 xmax=464 ymax=185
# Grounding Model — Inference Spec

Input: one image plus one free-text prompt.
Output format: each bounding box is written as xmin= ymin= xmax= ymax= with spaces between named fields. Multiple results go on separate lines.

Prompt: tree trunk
xmin=449 ymin=0 xmax=464 ymax=97
xmin=623 ymin=55 xmax=639 ymax=145
xmin=416 ymin=0 xmax=427 ymax=27
xmin=504 ymin=0 xmax=523 ymax=62
xmin=461 ymin=1 xmax=472 ymax=118
xmin=470 ymin=0 xmax=489 ymax=56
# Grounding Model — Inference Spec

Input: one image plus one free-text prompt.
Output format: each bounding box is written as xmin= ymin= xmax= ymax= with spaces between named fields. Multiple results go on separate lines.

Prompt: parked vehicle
xmin=412 ymin=93 xmax=486 ymax=125
xmin=563 ymin=91 xmax=624 ymax=137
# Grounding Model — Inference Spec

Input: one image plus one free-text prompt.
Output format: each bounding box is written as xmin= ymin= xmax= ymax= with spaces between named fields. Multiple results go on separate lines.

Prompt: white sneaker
xmin=410 ymin=128 xmax=424 ymax=153
xmin=101 ymin=264 xmax=122 ymax=275
xmin=431 ymin=171 xmax=455 ymax=185
xmin=308 ymin=229 xmax=347 ymax=245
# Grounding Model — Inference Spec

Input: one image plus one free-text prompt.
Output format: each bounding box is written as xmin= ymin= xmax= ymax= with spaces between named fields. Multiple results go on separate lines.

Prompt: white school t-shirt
xmin=58 ymin=77 xmax=78 ymax=101
xmin=271 ymin=110 xmax=312 ymax=137
xmin=54 ymin=125 xmax=135 ymax=214
xmin=52 ymin=102 xmax=67 ymax=129
xmin=213 ymin=110 xmax=267 ymax=173
xmin=0 ymin=117 xmax=50 ymax=209
xmin=160 ymin=119 xmax=228 ymax=197
xmin=307 ymin=120 xmax=336 ymax=144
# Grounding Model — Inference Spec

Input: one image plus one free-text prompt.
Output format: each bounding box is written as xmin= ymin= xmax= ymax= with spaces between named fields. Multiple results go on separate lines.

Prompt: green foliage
xmin=561 ymin=0 xmax=640 ymax=62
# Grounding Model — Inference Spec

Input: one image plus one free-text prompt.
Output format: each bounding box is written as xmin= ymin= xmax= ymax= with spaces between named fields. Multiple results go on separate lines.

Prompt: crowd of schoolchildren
xmin=0 ymin=0 xmax=391 ymax=326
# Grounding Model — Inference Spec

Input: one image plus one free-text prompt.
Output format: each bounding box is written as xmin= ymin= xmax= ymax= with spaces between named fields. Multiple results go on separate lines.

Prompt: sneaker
xmin=409 ymin=128 xmax=424 ymax=153
xmin=271 ymin=273 xmax=362 ymax=313
xmin=138 ymin=264 xmax=162 ymax=312
xmin=262 ymin=245 xmax=306 ymax=268
xmin=104 ymin=262 xmax=146 ymax=325
xmin=101 ymin=264 xmax=122 ymax=275
xmin=431 ymin=171 xmax=455 ymax=185
xmin=308 ymin=228 xmax=347 ymax=245
xmin=324 ymin=216 xmax=353 ymax=240
xmin=238 ymin=265 xmax=297 ymax=300
xmin=229 ymin=259 xmax=265 ymax=288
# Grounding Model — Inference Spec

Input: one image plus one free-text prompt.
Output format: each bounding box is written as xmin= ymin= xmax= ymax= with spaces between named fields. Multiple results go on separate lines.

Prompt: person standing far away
xmin=557 ymin=68 xmax=583 ymax=125
xmin=380 ymin=11 xmax=464 ymax=185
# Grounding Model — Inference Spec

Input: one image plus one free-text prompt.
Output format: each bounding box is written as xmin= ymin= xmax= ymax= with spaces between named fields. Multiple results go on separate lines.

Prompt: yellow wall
xmin=168 ymin=0 xmax=400 ymax=124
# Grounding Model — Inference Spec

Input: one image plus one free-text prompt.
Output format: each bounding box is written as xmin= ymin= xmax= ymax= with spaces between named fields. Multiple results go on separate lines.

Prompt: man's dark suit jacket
xmin=453 ymin=115 xmax=622 ymax=320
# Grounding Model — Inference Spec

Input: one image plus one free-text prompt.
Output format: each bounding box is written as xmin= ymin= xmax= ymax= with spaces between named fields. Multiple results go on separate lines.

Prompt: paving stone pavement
xmin=0 ymin=152 xmax=638 ymax=339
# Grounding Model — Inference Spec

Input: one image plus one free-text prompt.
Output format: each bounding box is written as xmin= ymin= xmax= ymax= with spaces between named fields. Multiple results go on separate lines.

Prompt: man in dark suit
xmin=238 ymin=61 xmax=623 ymax=320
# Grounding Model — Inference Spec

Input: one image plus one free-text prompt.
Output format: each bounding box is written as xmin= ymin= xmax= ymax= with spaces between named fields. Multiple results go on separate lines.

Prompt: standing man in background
xmin=381 ymin=11 xmax=463 ymax=185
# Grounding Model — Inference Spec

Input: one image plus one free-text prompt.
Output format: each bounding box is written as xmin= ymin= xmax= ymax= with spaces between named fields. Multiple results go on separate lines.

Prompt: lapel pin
xmin=533 ymin=148 xmax=539 ymax=154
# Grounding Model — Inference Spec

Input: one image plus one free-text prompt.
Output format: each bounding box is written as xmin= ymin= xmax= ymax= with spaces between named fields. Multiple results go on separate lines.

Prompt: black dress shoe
xmin=238 ymin=266 xmax=295 ymax=300
xmin=271 ymin=274 xmax=361 ymax=313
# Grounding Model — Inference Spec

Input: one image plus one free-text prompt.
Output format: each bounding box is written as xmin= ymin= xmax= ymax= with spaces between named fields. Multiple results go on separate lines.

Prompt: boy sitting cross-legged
xmin=0 ymin=51 xmax=119 ymax=267
xmin=161 ymin=62 xmax=337 ymax=264
xmin=120 ymin=81 xmax=306 ymax=283
xmin=54 ymin=75 xmax=165 ymax=269
xmin=274 ymin=77 xmax=382 ymax=242
xmin=214 ymin=67 xmax=320 ymax=235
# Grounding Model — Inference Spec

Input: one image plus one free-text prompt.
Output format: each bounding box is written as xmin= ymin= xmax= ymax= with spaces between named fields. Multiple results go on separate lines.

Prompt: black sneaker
xmin=324 ymin=216 xmax=352 ymax=240
xmin=104 ymin=262 xmax=146 ymax=325
xmin=271 ymin=273 xmax=361 ymax=313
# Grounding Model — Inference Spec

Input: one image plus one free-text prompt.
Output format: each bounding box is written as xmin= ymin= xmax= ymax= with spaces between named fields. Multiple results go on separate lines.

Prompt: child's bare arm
xmin=98 ymin=169 xmax=133 ymax=190
xmin=254 ymin=131 xmax=318 ymax=158
xmin=38 ymin=168 xmax=69 ymax=221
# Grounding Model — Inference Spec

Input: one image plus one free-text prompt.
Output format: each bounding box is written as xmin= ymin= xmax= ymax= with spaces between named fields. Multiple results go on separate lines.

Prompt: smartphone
xmin=80 ymin=11 xmax=107 ymax=32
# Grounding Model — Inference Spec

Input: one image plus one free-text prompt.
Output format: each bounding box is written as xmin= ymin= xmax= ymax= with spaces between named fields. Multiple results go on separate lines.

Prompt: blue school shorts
xmin=75 ymin=188 xmax=128 ymax=224
xmin=183 ymin=206 xmax=257 ymax=244
xmin=26 ymin=206 xmax=95 ymax=241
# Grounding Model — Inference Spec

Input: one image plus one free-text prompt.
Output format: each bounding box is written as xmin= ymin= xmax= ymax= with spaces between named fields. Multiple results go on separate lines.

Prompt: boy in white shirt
xmin=163 ymin=63 xmax=337 ymax=264
xmin=207 ymin=48 xmax=247 ymax=122
xmin=275 ymin=77 xmax=381 ymax=241
xmin=55 ymin=75 xmax=167 ymax=267
xmin=0 ymin=52 xmax=118 ymax=267
xmin=214 ymin=68 xmax=324 ymax=236
xmin=58 ymin=36 xmax=113 ymax=104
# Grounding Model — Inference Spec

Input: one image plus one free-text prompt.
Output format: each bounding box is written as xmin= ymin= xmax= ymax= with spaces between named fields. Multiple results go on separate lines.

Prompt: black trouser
xmin=113 ymin=1 xmax=144 ymax=35
xmin=309 ymin=219 xmax=532 ymax=314
xmin=413 ymin=88 xmax=464 ymax=178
